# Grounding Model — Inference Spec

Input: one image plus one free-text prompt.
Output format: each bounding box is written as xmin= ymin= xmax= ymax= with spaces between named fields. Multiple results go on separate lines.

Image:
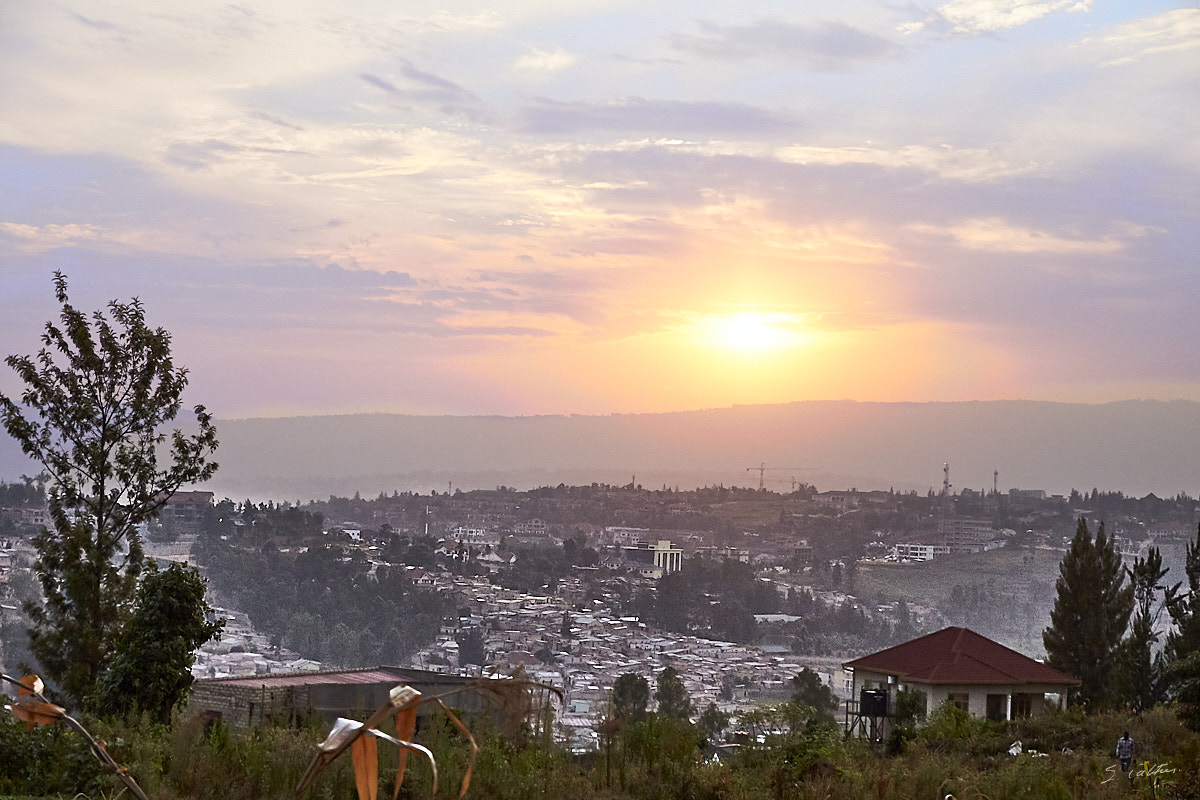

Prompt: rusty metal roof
xmin=201 ymin=666 xmax=474 ymax=689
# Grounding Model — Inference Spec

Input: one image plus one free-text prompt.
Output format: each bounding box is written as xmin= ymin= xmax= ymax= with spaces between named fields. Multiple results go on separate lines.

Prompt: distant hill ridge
xmin=3 ymin=399 xmax=1199 ymax=501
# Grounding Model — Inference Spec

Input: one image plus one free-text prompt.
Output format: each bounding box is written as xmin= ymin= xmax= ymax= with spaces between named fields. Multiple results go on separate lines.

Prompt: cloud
xmin=672 ymin=18 xmax=901 ymax=70
xmin=908 ymin=0 xmax=1092 ymax=36
xmin=775 ymin=144 xmax=1032 ymax=182
xmin=1080 ymin=8 xmax=1200 ymax=67
xmin=518 ymin=97 xmax=795 ymax=135
xmin=909 ymin=217 xmax=1131 ymax=254
xmin=0 ymin=222 xmax=102 ymax=252
xmin=359 ymin=62 xmax=480 ymax=107
xmin=513 ymin=45 xmax=576 ymax=76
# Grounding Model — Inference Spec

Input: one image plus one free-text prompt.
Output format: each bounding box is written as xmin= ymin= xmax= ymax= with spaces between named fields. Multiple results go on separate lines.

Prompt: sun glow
xmin=704 ymin=312 xmax=809 ymax=352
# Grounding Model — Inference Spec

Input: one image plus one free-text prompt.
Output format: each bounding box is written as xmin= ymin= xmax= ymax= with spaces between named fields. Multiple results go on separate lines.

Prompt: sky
xmin=1 ymin=0 xmax=1198 ymax=420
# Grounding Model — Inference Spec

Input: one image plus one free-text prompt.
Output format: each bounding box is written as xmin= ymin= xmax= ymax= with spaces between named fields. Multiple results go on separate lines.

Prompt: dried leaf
xmin=10 ymin=699 xmax=65 ymax=730
xmin=18 ymin=674 xmax=45 ymax=697
xmin=393 ymin=702 xmax=418 ymax=799
xmin=351 ymin=734 xmax=378 ymax=800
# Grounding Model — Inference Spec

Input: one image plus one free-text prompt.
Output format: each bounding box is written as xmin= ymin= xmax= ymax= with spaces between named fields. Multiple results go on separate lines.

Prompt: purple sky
xmin=2 ymin=1 xmax=1197 ymax=420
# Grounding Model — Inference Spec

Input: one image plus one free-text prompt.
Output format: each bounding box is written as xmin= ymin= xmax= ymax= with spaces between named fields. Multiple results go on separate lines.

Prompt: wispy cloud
xmin=1081 ymin=8 xmax=1200 ymax=66
xmin=673 ymin=18 xmax=900 ymax=69
xmin=512 ymin=46 xmax=576 ymax=76
xmin=518 ymin=97 xmax=795 ymax=135
xmin=909 ymin=217 xmax=1133 ymax=254
xmin=359 ymin=61 xmax=481 ymax=111
xmin=905 ymin=0 xmax=1092 ymax=36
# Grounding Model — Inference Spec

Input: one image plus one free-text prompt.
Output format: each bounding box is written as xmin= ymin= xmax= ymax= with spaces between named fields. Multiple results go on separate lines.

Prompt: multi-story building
xmin=938 ymin=517 xmax=998 ymax=553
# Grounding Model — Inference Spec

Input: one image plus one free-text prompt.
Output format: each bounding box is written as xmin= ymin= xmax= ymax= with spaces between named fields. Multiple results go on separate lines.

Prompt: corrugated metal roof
xmin=200 ymin=666 xmax=472 ymax=689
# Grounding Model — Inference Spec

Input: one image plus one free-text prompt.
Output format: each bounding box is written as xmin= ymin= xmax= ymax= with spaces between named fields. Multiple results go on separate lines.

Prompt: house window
xmin=1012 ymin=693 xmax=1034 ymax=718
xmin=948 ymin=693 xmax=969 ymax=713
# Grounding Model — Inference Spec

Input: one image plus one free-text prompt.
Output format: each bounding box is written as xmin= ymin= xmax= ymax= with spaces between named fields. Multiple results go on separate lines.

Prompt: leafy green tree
xmin=0 ymin=272 xmax=218 ymax=709
xmin=612 ymin=672 xmax=649 ymax=724
xmin=1043 ymin=518 xmax=1133 ymax=708
xmin=697 ymin=701 xmax=730 ymax=742
xmin=654 ymin=665 xmax=693 ymax=720
xmin=790 ymin=667 xmax=839 ymax=722
xmin=93 ymin=562 xmax=223 ymax=722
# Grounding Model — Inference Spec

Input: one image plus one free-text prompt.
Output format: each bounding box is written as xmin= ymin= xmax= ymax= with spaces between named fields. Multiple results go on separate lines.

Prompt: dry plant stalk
xmin=295 ymin=684 xmax=478 ymax=800
xmin=1 ymin=672 xmax=150 ymax=800
xmin=295 ymin=676 xmax=562 ymax=800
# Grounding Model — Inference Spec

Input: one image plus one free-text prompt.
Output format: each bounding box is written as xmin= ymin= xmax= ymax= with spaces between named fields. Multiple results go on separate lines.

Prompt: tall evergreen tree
xmin=1165 ymin=524 xmax=1200 ymax=729
xmin=1166 ymin=523 xmax=1200 ymax=664
xmin=1043 ymin=518 xmax=1133 ymax=708
xmin=654 ymin=665 xmax=693 ymax=720
xmin=1118 ymin=547 xmax=1173 ymax=710
xmin=0 ymin=273 xmax=218 ymax=710
xmin=612 ymin=672 xmax=649 ymax=724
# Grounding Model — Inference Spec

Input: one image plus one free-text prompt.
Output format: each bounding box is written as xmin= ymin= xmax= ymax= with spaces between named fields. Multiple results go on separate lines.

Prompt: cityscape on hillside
xmin=3 ymin=473 xmax=1196 ymax=751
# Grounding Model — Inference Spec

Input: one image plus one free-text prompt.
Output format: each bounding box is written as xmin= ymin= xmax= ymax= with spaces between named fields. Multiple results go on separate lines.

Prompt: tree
xmin=1166 ymin=524 xmax=1200 ymax=729
xmin=456 ymin=626 xmax=487 ymax=666
xmin=655 ymin=665 xmax=693 ymax=721
xmin=1043 ymin=518 xmax=1133 ymax=708
xmin=697 ymin=702 xmax=730 ymax=742
xmin=1118 ymin=546 xmax=1173 ymax=710
xmin=0 ymin=273 xmax=218 ymax=709
xmin=93 ymin=562 xmax=223 ymax=722
xmin=790 ymin=667 xmax=839 ymax=722
xmin=611 ymin=672 xmax=649 ymax=724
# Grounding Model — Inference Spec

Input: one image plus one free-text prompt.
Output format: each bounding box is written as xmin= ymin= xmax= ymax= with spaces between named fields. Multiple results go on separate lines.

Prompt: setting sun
xmin=703 ymin=312 xmax=809 ymax=352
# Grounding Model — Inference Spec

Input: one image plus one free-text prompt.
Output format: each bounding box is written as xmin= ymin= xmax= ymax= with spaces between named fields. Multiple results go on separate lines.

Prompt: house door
xmin=986 ymin=694 xmax=1007 ymax=721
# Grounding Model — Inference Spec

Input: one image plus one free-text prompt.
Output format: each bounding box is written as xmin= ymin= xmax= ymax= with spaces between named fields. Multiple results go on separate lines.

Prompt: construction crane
xmin=746 ymin=463 xmax=813 ymax=491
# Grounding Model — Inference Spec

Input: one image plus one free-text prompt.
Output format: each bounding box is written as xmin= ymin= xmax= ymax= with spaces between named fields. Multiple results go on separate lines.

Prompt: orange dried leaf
xmin=393 ymin=703 xmax=418 ymax=798
xmin=10 ymin=699 xmax=64 ymax=728
xmin=17 ymin=674 xmax=44 ymax=697
xmin=351 ymin=734 xmax=378 ymax=800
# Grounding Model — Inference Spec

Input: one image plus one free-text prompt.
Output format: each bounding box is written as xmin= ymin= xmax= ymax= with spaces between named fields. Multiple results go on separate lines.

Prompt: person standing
xmin=1116 ymin=731 xmax=1135 ymax=774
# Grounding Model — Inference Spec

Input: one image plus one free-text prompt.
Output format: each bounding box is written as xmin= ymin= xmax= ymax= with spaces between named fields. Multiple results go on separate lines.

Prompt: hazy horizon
xmin=6 ymin=398 xmax=1200 ymax=503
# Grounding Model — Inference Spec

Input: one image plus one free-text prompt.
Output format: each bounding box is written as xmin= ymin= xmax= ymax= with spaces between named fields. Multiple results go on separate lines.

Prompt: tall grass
xmin=2 ymin=704 xmax=1198 ymax=799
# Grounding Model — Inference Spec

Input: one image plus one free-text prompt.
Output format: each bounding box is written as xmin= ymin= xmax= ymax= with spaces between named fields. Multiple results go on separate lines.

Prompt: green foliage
xmin=921 ymin=699 xmax=989 ymax=742
xmin=1166 ymin=651 xmax=1200 ymax=732
xmin=612 ymin=672 xmax=650 ymax=724
xmin=3 ymin=700 xmax=1200 ymax=800
xmin=1119 ymin=546 xmax=1172 ymax=711
xmin=1044 ymin=518 xmax=1133 ymax=709
xmin=0 ymin=707 xmax=108 ymax=797
xmin=893 ymin=688 xmax=927 ymax=728
xmin=698 ymin=701 xmax=730 ymax=742
xmin=94 ymin=561 xmax=224 ymax=722
xmin=655 ymin=665 xmax=693 ymax=720
xmin=640 ymin=557 xmax=779 ymax=644
xmin=193 ymin=534 xmax=448 ymax=667
xmin=456 ymin=626 xmax=487 ymax=666
xmin=1166 ymin=524 xmax=1200 ymax=730
xmin=0 ymin=272 xmax=218 ymax=710
xmin=789 ymin=667 xmax=838 ymax=723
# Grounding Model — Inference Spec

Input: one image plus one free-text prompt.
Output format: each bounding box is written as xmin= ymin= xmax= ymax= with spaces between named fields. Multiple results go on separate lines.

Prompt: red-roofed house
xmin=843 ymin=627 xmax=1078 ymax=733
